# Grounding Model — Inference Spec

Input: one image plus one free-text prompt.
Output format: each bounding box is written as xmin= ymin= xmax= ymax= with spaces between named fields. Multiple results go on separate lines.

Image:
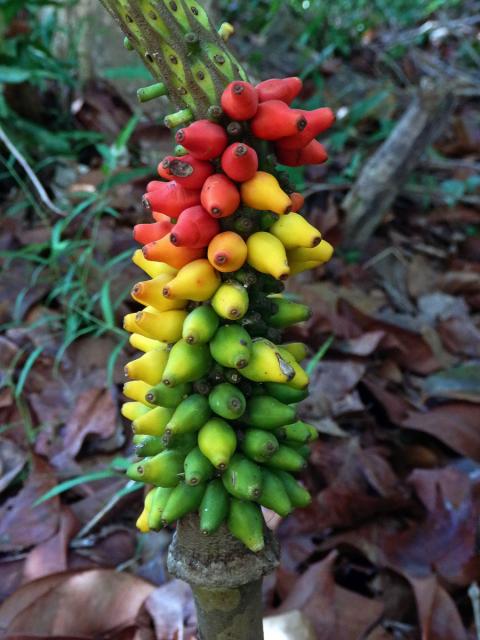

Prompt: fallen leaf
xmin=142 ymin=580 xmax=197 ymax=640
xmin=402 ymin=403 xmax=480 ymax=461
xmin=278 ymin=551 xmax=383 ymax=639
xmin=303 ymin=360 xmax=366 ymax=419
xmin=338 ymin=299 xmax=440 ymax=374
xmin=0 ymin=569 xmax=155 ymax=636
xmin=22 ymin=507 xmax=79 ymax=584
xmin=438 ymin=316 xmax=480 ymax=358
xmin=335 ymin=330 xmax=385 ymax=356
xmin=0 ymin=438 xmax=26 ymax=494
xmin=0 ymin=456 xmax=60 ymax=553
xmin=70 ymin=528 xmax=137 ymax=571
xmin=422 ymin=364 xmax=480 ymax=403
xmin=409 ymin=575 xmax=468 ymax=640
xmin=50 ymin=387 xmax=118 ymax=466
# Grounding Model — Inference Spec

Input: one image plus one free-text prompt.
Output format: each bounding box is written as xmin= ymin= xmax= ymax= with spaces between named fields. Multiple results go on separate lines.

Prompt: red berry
xmin=201 ymin=174 xmax=240 ymax=218
xmin=256 ymin=77 xmax=302 ymax=104
xmin=275 ymin=107 xmax=335 ymax=150
xmin=143 ymin=181 xmax=201 ymax=218
xmin=250 ymin=100 xmax=307 ymax=140
xmin=275 ymin=139 xmax=328 ymax=166
xmin=169 ymin=205 xmax=220 ymax=248
xmin=221 ymin=143 xmax=258 ymax=182
xmin=221 ymin=81 xmax=258 ymax=120
xmin=176 ymin=120 xmax=228 ymax=160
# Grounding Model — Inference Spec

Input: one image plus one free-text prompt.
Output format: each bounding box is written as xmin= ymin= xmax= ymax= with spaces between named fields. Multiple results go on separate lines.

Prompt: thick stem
xmin=98 ymin=0 xmax=248 ymax=118
xmin=168 ymin=514 xmax=280 ymax=639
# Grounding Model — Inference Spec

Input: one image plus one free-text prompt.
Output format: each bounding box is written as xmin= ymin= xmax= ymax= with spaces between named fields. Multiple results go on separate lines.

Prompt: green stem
xmin=98 ymin=0 xmax=248 ymax=118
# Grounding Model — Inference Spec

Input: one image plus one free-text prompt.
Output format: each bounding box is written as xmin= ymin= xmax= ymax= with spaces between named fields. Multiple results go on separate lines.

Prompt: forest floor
xmin=0 ymin=3 xmax=479 ymax=638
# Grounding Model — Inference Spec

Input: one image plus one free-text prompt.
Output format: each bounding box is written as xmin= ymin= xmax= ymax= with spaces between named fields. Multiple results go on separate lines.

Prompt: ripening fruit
xmin=123 ymin=380 xmax=155 ymax=407
xmin=175 ymin=120 xmax=228 ymax=160
xmin=275 ymin=107 xmax=335 ymax=150
xmin=162 ymin=339 xmax=212 ymax=387
xmin=136 ymin=489 xmax=154 ymax=532
xmin=121 ymin=401 xmax=150 ymax=422
xmin=124 ymin=349 xmax=169 ymax=386
xmin=201 ymin=174 xmax=240 ymax=218
xmin=127 ymin=449 xmax=185 ymax=486
xmin=199 ymin=479 xmax=230 ymax=535
xmin=240 ymin=172 xmax=291 ymax=215
xmin=265 ymin=444 xmax=306 ymax=472
xmin=241 ymin=428 xmax=279 ymax=463
xmin=287 ymin=239 xmax=334 ymax=264
xmin=268 ymin=298 xmax=311 ymax=328
xmin=222 ymin=454 xmax=263 ymax=500
xmin=161 ymin=482 xmax=206 ymax=524
xmin=129 ymin=333 xmax=169 ymax=354
xmin=257 ymin=469 xmax=293 ymax=517
xmin=131 ymin=275 xmax=187 ymax=311
xmin=246 ymin=232 xmax=290 ymax=281
xmin=227 ymin=499 xmax=264 ymax=552
xmin=143 ymin=181 xmax=200 ymax=218
xmin=131 ymin=405 xmax=174 ymax=437
xmin=239 ymin=338 xmax=294 ymax=384
xmin=270 ymin=213 xmax=321 ymax=249
xmin=162 ymin=259 xmax=221 ymax=302
xmin=157 ymin=154 xmax=214 ymax=190
xmin=132 ymin=249 xmax=177 ymax=279
xmin=263 ymin=381 xmax=309 ymax=404
xmin=169 ymin=205 xmax=220 ymax=248
xmin=221 ymin=143 xmax=258 ymax=182
xmin=242 ymin=394 xmax=296 ymax=430
xmin=276 ymin=139 xmax=328 ymax=166
xmin=209 ymin=324 xmax=252 ymax=370
xmin=280 ymin=342 xmax=309 ymax=362
xmin=148 ymin=486 xmax=173 ymax=530
xmin=256 ymin=76 xmax=302 ymax=104
xmin=250 ymin=100 xmax=307 ymax=140
xmin=207 ymin=231 xmax=247 ymax=273
xmin=273 ymin=469 xmax=311 ymax=508
xmin=221 ymin=81 xmax=258 ymax=120
xmin=211 ymin=280 xmax=249 ymax=320
xmin=143 ymin=235 xmax=205 ymax=269
xmin=182 ymin=305 xmax=219 ymax=344
xmin=184 ymin=447 xmax=215 ymax=486
xmin=146 ymin=381 xmax=191 ymax=407
xmin=133 ymin=219 xmax=173 ymax=245
xmin=208 ymin=382 xmax=246 ymax=420
xmin=287 ymin=259 xmax=323 ymax=276
xmin=198 ymin=417 xmax=237 ymax=470
xmin=277 ymin=347 xmax=309 ymax=390
xmin=132 ymin=309 xmax=187 ymax=343
xmin=164 ymin=394 xmax=211 ymax=436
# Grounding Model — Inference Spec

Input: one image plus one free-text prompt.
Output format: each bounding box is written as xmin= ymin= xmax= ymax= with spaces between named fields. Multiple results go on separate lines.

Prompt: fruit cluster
xmin=122 ymin=76 xmax=334 ymax=552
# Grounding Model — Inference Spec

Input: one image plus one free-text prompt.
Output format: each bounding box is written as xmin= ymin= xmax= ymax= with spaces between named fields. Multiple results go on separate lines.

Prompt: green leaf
xmin=0 ymin=66 xmax=31 ymax=83
xmin=306 ymin=335 xmax=334 ymax=376
xmin=33 ymin=469 xmax=119 ymax=506
xmin=15 ymin=346 xmax=45 ymax=398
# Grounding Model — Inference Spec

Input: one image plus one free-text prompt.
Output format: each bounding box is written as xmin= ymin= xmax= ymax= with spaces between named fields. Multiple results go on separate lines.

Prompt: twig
xmin=468 ymin=582 xmax=480 ymax=640
xmin=0 ymin=126 xmax=66 ymax=217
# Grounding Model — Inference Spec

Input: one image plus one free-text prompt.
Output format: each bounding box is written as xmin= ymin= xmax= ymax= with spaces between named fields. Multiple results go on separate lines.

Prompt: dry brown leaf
xmin=0 ymin=569 xmax=155 ymax=637
xmin=22 ymin=507 xmax=79 ymax=584
xmin=402 ymin=403 xmax=480 ymax=461
xmin=410 ymin=575 xmax=468 ymax=640
xmin=143 ymin=580 xmax=197 ymax=640
xmin=49 ymin=387 xmax=117 ymax=466
xmin=0 ymin=456 xmax=60 ymax=553
xmin=278 ymin=551 xmax=383 ymax=640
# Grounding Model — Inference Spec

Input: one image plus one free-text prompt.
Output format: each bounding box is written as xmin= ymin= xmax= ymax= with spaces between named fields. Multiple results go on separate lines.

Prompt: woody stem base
xmin=167 ymin=514 xmax=280 ymax=640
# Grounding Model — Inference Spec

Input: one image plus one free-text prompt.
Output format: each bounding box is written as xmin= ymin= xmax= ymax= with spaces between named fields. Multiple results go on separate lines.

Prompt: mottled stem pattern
xmin=98 ymin=0 xmax=247 ymax=118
